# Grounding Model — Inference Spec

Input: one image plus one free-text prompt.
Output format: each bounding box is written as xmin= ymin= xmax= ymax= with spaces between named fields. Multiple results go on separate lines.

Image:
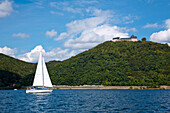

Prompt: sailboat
xmin=26 ymin=52 xmax=53 ymax=93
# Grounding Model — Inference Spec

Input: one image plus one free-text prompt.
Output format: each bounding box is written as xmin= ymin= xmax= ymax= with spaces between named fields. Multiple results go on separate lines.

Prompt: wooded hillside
xmin=49 ymin=41 xmax=170 ymax=86
xmin=0 ymin=41 xmax=169 ymax=88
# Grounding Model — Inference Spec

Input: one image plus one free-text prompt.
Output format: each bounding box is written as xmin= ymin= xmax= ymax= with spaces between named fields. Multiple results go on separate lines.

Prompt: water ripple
xmin=0 ymin=90 xmax=169 ymax=112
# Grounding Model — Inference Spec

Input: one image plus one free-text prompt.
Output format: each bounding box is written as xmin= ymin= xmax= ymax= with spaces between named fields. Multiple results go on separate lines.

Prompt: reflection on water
xmin=28 ymin=93 xmax=52 ymax=112
xmin=0 ymin=90 xmax=169 ymax=112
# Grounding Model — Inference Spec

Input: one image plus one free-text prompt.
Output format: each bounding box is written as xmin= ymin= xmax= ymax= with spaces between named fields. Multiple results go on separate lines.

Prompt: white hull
xmin=26 ymin=89 xmax=53 ymax=93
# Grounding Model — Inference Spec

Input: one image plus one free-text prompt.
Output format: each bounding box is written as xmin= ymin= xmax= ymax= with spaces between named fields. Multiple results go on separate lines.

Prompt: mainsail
xmin=33 ymin=52 xmax=53 ymax=87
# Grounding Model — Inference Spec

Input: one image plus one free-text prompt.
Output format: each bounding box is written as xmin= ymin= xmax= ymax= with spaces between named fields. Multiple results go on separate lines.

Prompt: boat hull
xmin=26 ymin=89 xmax=53 ymax=93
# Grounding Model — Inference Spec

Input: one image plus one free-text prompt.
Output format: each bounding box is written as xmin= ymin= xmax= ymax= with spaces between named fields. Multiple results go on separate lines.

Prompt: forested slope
xmin=0 ymin=53 xmax=36 ymax=77
xmin=0 ymin=54 xmax=59 ymax=87
xmin=49 ymin=41 xmax=170 ymax=86
xmin=0 ymin=41 xmax=169 ymax=87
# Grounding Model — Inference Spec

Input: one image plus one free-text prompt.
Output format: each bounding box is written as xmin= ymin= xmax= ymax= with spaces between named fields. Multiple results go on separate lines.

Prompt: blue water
xmin=0 ymin=90 xmax=169 ymax=113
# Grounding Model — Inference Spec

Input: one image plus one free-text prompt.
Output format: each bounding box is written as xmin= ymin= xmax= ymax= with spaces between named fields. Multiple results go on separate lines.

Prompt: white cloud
xmin=55 ymin=32 xmax=68 ymax=41
xmin=150 ymin=29 xmax=170 ymax=43
xmin=165 ymin=19 xmax=170 ymax=28
xmin=12 ymin=33 xmax=30 ymax=39
xmin=150 ymin=19 xmax=170 ymax=44
xmin=143 ymin=23 xmax=158 ymax=28
xmin=44 ymin=48 xmax=75 ymax=61
xmin=55 ymin=8 xmax=113 ymax=41
xmin=0 ymin=0 xmax=14 ymax=18
xmin=0 ymin=46 xmax=17 ymax=56
xmin=64 ymin=24 xmax=129 ymax=50
xmin=46 ymin=29 xmax=57 ymax=38
xmin=17 ymin=45 xmax=44 ymax=62
xmin=17 ymin=45 xmax=75 ymax=62
xmin=56 ymin=8 xmax=129 ymax=51
xmin=67 ymin=17 xmax=106 ymax=34
xmin=55 ymin=17 xmax=106 ymax=41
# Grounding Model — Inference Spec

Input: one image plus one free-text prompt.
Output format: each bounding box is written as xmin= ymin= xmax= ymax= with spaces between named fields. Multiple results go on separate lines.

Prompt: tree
xmin=142 ymin=37 xmax=146 ymax=41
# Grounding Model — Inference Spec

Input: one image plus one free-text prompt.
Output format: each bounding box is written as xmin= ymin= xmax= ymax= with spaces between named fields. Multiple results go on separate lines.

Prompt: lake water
xmin=0 ymin=90 xmax=169 ymax=112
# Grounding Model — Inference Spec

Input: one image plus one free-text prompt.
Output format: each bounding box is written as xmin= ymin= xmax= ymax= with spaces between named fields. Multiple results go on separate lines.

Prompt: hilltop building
xmin=112 ymin=35 xmax=139 ymax=42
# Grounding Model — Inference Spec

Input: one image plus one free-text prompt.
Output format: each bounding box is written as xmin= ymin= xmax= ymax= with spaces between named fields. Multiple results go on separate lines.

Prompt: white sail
xmin=33 ymin=52 xmax=53 ymax=87
xmin=42 ymin=57 xmax=53 ymax=87
xmin=33 ymin=52 xmax=43 ymax=87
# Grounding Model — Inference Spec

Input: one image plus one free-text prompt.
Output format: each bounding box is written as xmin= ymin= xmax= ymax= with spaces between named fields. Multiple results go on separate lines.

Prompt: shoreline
xmin=53 ymin=85 xmax=170 ymax=90
xmin=0 ymin=85 xmax=169 ymax=90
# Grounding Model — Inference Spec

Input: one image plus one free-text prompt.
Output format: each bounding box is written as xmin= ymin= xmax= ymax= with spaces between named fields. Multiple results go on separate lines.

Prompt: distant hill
xmin=0 ymin=41 xmax=169 ymax=88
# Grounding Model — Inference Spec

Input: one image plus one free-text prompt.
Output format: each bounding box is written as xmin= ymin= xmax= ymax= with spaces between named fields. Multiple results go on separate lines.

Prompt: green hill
xmin=0 ymin=53 xmax=36 ymax=77
xmin=0 ymin=41 xmax=170 ymax=88
xmin=49 ymin=41 xmax=170 ymax=86
xmin=0 ymin=53 xmax=36 ymax=87
xmin=0 ymin=54 xmax=59 ymax=87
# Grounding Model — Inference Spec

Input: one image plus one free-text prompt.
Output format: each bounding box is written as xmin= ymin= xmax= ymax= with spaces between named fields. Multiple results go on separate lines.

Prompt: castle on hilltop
xmin=112 ymin=35 xmax=139 ymax=42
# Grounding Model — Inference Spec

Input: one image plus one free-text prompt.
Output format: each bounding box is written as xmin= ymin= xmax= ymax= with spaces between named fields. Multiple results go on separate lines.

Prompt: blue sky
xmin=0 ymin=0 xmax=170 ymax=62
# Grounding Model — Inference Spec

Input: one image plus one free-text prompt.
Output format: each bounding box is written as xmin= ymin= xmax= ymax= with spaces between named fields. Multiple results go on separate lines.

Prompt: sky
xmin=0 ymin=0 xmax=170 ymax=62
